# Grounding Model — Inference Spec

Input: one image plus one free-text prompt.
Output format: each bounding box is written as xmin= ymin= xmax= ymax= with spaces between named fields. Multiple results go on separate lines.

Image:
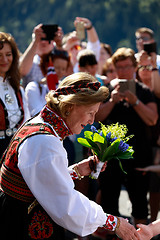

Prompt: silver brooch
xmin=5 ymin=94 xmax=14 ymax=104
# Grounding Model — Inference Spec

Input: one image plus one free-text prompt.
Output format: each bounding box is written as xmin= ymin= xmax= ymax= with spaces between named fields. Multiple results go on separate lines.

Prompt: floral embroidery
xmin=40 ymin=105 xmax=72 ymax=140
xmin=103 ymin=214 xmax=117 ymax=231
xmin=28 ymin=210 xmax=53 ymax=239
xmin=69 ymin=169 xmax=79 ymax=180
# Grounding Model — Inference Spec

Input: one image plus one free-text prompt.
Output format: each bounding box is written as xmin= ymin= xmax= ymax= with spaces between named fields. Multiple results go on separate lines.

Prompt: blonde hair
xmin=135 ymin=27 xmax=154 ymax=38
xmin=46 ymin=72 xmax=109 ymax=118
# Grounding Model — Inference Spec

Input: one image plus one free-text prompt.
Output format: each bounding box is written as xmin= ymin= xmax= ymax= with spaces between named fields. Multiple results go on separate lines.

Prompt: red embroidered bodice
xmin=0 ymin=105 xmax=72 ymax=202
xmin=0 ymin=90 xmax=24 ymax=130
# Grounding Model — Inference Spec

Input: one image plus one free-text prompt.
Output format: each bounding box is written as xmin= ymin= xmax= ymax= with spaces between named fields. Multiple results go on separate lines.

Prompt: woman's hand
xmin=137 ymin=224 xmax=153 ymax=240
xmin=77 ymin=156 xmax=107 ymax=177
xmin=115 ymin=217 xmax=141 ymax=240
xmin=74 ymin=17 xmax=92 ymax=30
xmin=32 ymin=23 xmax=45 ymax=44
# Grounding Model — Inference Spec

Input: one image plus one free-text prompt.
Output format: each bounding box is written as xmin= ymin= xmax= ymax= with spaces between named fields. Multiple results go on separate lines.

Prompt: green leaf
xmin=87 ymin=138 xmax=101 ymax=152
xmin=84 ymin=131 xmax=93 ymax=140
xmin=117 ymin=158 xmax=127 ymax=174
xmin=101 ymin=140 xmax=120 ymax=162
xmin=93 ymin=133 xmax=104 ymax=143
xmin=117 ymin=149 xmax=134 ymax=159
xmin=77 ymin=138 xmax=92 ymax=148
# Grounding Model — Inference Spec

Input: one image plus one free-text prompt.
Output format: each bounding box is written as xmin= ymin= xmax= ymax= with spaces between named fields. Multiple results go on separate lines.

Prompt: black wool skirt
xmin=0 ymin=191 xmax=65 ymax=240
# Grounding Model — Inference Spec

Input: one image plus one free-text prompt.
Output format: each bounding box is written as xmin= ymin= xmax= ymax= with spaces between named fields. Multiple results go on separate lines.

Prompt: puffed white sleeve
xmin=18 ymin=134 xmax=106 ymax=237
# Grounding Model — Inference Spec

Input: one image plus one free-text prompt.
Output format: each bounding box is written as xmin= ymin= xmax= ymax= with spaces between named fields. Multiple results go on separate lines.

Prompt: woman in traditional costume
xmin=0 ymin=72 xmax=141 ymax=240
xmin=0 ymin=32 xmax=30 ymax=158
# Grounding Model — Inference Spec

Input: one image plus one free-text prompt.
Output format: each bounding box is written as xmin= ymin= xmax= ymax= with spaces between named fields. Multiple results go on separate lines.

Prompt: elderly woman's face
xmin=0 ymin=43 xmax=13 ymax=77
xmin=66 ymin=103 xmax=101 ymax=134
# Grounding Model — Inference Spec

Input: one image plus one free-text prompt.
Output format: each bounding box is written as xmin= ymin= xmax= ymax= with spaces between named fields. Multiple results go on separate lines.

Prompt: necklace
xmin=3 ymin=81 xmax=14 ymax=105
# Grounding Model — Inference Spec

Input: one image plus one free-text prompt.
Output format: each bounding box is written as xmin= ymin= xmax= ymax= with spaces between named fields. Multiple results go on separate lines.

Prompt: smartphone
xmin=41 ymin=24 xmax=58 ymax=42
xmin=119 ymin=80 xmax=128 ymax=92
xmin=119 ymin=79 xmax=136 ymax=94
xmin=143 ymin=41 xmax=157 ymax=54
xmin=76 ymin=22 xmax=85 ymax=40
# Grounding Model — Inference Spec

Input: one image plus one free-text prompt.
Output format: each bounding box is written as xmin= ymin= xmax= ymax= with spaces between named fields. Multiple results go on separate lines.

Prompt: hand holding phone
xmin=41 ymin=24 xmax=58 ymax=42
xmin=119 ymin=79 xmax=136 ymax=94
xmin=76 ymin=22 xmax=85 ymax=40
xmin=143 ymin=41 xmax=157 ymax=54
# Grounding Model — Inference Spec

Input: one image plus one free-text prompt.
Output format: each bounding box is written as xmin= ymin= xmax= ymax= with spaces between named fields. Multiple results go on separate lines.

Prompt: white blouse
xmin=0 ymin=77 xmax=30 ymax=128
xmin=18 ymin=116 xmax=106 ymax=237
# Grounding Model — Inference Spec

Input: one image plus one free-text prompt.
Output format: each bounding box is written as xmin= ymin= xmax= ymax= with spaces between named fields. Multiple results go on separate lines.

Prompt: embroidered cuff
xmin=102 ymin=214 xmax=120 ymax=231
xmin=68 ymin=165 xmax=84 ymax=180
xmin=69 ymin=167 xmax=79 ymax=180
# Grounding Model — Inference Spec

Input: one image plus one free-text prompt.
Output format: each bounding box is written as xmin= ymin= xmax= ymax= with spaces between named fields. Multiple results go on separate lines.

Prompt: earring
xmin=65 ymin=111 xmax=70 ymax=116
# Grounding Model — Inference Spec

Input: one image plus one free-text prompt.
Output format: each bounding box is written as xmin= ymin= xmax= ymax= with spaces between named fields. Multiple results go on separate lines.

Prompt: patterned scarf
xmin=40 ymin=105 xmax=72 ymax=140
xmin=53 ymin=81 xmax=101 ymax=97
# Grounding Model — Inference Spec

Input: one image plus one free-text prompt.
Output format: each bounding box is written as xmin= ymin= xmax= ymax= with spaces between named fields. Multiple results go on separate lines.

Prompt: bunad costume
xmin=0 ymin=76 xmax=30 ymax=158
xmin=0 ymin=104 xmax=118 ymax=239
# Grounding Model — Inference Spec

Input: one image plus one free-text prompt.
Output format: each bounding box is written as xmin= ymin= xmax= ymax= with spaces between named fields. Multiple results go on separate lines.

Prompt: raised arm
xmin=74 ymin=17 xmax=100 ymax=60
xmin=19 ymin=24 xmax=45 ymax=77
xmin=74 ymin=17 xmax=99 ymax=43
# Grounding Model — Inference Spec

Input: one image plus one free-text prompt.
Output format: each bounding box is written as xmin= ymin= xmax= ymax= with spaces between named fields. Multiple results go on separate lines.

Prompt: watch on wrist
xmin=132 ymin=99 xmax=140 ymax=107
xmin=86 ymin=24 xmax=93 ymax=30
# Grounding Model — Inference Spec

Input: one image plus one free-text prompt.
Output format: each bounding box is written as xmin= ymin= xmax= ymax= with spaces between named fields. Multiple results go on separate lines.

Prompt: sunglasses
xmin=136 ymin=36 xmax=151 ymax=41
xmin=138 ymin=65 xmax=152 ymax=71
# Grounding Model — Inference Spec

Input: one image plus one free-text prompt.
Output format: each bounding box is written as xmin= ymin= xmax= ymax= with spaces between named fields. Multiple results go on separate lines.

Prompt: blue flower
xmin=118 ymin=141 xmax=129 ymax=152
xmin=106 ymin=132 xmax=111 ymax=141
xmin=91 ymin=126 xmax=98 ymax=132
xmin=106 ymin=132 xmax=117 ymax=143
xmin=99 ymin=131 xmax=103 ymax=136
xmin=110 ymin=137 xmax=117 ymax=142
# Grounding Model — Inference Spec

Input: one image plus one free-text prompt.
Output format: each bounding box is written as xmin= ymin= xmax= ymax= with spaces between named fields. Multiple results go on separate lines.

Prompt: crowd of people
xmin=0 ymin=16 xmax=160 ymax=240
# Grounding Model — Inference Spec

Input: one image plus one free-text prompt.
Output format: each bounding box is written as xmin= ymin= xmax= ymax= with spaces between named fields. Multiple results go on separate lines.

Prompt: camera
xmin=143 ymin=41 xmax=157 ymax=54
xmin=41 ymin=24 xmax=58 ymax=42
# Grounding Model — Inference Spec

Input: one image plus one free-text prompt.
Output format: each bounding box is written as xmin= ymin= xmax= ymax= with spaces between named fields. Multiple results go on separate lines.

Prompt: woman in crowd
xmin=102 ymin=57 xmax=117 ymax=86
xmin=0 ymin=72 xmax=141 ymax=240
xmin=0 ymin=32 xmax=30 ymax=158
xmin=136 ymin=50 xmax=160 ymax=222
xmin=97 ymin=43 xmax=112 ymax=76
xmin=25 ymin=48 xmax=70 ymax=117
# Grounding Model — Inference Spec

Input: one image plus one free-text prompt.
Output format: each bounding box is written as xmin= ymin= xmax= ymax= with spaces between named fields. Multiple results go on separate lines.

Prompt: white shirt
xmin=0 ymin=77 xmax=30 ymax=128
xmin=18 ymin=115 xmax=106 ymax=237
xmin=25 ymin=81 xmax=48 ymax=116
xmin=74 ymin=40 xmax=101 ymax=73
xmin=22 ymin=54 xmax=44 ymax=89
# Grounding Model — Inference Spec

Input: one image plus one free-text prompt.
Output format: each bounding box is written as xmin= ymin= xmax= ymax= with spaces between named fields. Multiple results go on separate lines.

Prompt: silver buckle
xmin=12 ymin=128 xmax=17 ymax=134
xmin=6 ymin=128 xmax=13 ymax=137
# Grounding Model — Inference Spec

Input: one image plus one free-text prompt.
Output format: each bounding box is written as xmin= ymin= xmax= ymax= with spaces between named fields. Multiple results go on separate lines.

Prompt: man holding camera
xmin=135 ymin=27 xmax=160 ymax=73
xmin=19 ymin=23 xmax=63 ymax=88
xmin=95 ymin=47 xmax=158 ymax=238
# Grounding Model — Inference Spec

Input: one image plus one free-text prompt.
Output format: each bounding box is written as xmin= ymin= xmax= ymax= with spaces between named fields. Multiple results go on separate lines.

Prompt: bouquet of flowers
xmin=77 ymin=122 xmax=134 ymax=179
